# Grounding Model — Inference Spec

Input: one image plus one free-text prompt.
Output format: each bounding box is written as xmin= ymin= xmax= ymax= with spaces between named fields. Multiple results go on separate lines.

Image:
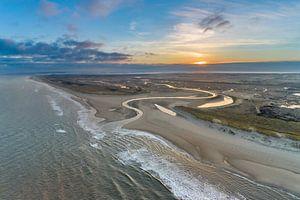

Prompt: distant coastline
xmin=1 ymin=61 xmax=300 ymax=76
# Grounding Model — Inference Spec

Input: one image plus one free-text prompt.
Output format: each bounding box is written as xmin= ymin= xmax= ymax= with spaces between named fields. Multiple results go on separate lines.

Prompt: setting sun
xmin=194 ymin=61 xmax=207 ymax=65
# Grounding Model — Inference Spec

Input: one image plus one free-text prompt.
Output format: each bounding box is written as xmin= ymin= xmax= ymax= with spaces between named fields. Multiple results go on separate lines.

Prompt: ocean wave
xmin=112 ymin=126 xmax=243 ymax=200
xmin=47 ymin=96 xmax=64 ymax=116
xmin=118 ymin=148 xmax=242 ymax=200
xmin=112 ymin=126 xmax=174 ymax=149
xmin=293 ymin=93 xmax=300 ymax=97
xmin=77 ymin=105 xmax=106 ymax=139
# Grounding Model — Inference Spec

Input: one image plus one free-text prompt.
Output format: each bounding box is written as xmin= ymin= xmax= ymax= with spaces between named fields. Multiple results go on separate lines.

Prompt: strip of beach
xmin=36 ymin=74 xmax=300 ymax=196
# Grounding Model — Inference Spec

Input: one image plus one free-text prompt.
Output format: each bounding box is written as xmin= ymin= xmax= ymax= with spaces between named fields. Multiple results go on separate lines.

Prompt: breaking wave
xmin=118 ymin=147 xmax=241 ymax=200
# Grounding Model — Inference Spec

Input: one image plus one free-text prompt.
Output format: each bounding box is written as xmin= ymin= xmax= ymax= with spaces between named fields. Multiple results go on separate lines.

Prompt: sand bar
xmin=154 ymin=104 xmax=177 ymax=116
xmin=198 ymin=96 xmax=234 ymax=108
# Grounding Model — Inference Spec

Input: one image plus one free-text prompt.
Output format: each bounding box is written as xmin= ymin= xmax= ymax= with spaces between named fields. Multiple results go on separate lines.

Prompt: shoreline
xmin=34 ymin=76 xmax=300 ymax=198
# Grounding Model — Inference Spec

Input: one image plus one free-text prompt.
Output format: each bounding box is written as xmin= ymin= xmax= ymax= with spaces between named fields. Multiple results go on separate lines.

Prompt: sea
xmin=1 ymin=62 xmax=300 ymax=200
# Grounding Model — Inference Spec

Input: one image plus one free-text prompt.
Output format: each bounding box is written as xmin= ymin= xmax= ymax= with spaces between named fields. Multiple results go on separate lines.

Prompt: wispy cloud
xmin=81 ymin=0 xmax=122 ymax=17
xmin=66 ymin=24 xmax=78 ymax=33
xmin=171 ymin=7 xmax=211 ymax=19
xmin=38 ymin=0 xmax=61 ymax=17
xmin=0 ymin=37 xmax=130 ymax=63
xmin=166 ymin=9 xmax=231 ymax=46
xmin=78 ymin=0 xmax=140 ymax=17
xmin=129 ymin=21 xmax=137 ymax=31
xmin=199 ymin=12 xmax=231 ymax=33
xmin=171 ymin=6 xmax=231 ymax=33
xmin=168 ymin=23 xmax=214 ymax=44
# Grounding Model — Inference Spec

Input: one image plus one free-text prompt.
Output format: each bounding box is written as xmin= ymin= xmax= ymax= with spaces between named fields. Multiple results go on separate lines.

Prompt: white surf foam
xmin=90 ymin=143 xmax=101 ymax=149
xmin=56 ymin=129 xmax=67 ymax=133
xmin=47 ymin=96 xmax=64 ymax=116
xmin=77 ymin=106 xmax=106 ymax=139
xmin=293 ymin=93 xmax=300 ymax=97
xmin=113 ymin=127 xmax=174 ymax=149
xmin=281 ymin=104 xmax=300 ymax=109
xmin=118 ymin=148 xmax=241 ymax=200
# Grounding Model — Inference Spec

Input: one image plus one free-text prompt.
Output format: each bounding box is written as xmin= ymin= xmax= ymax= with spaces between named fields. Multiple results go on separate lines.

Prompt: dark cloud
xmin=199 ymin=13 xmax=231 ymax=33
xmin=61 ymin=39 xmax=103 ymax=49
xmin=144 ymin=52 xmax=157 ymax=57
xmin=0 ymin=38 xmax=130 ymax=63
xmin=38 ymin=0 xmax=61 ymax=17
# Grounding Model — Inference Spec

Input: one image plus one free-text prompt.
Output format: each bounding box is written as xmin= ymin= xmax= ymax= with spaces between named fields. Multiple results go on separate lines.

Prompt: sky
xmin=0 ymin=0 xmax=300 ymax=65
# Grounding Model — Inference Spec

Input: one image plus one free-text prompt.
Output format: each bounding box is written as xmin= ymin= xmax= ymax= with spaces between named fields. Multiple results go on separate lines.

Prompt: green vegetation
xmin=178 ymin=104 xmax=300 ymax=141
